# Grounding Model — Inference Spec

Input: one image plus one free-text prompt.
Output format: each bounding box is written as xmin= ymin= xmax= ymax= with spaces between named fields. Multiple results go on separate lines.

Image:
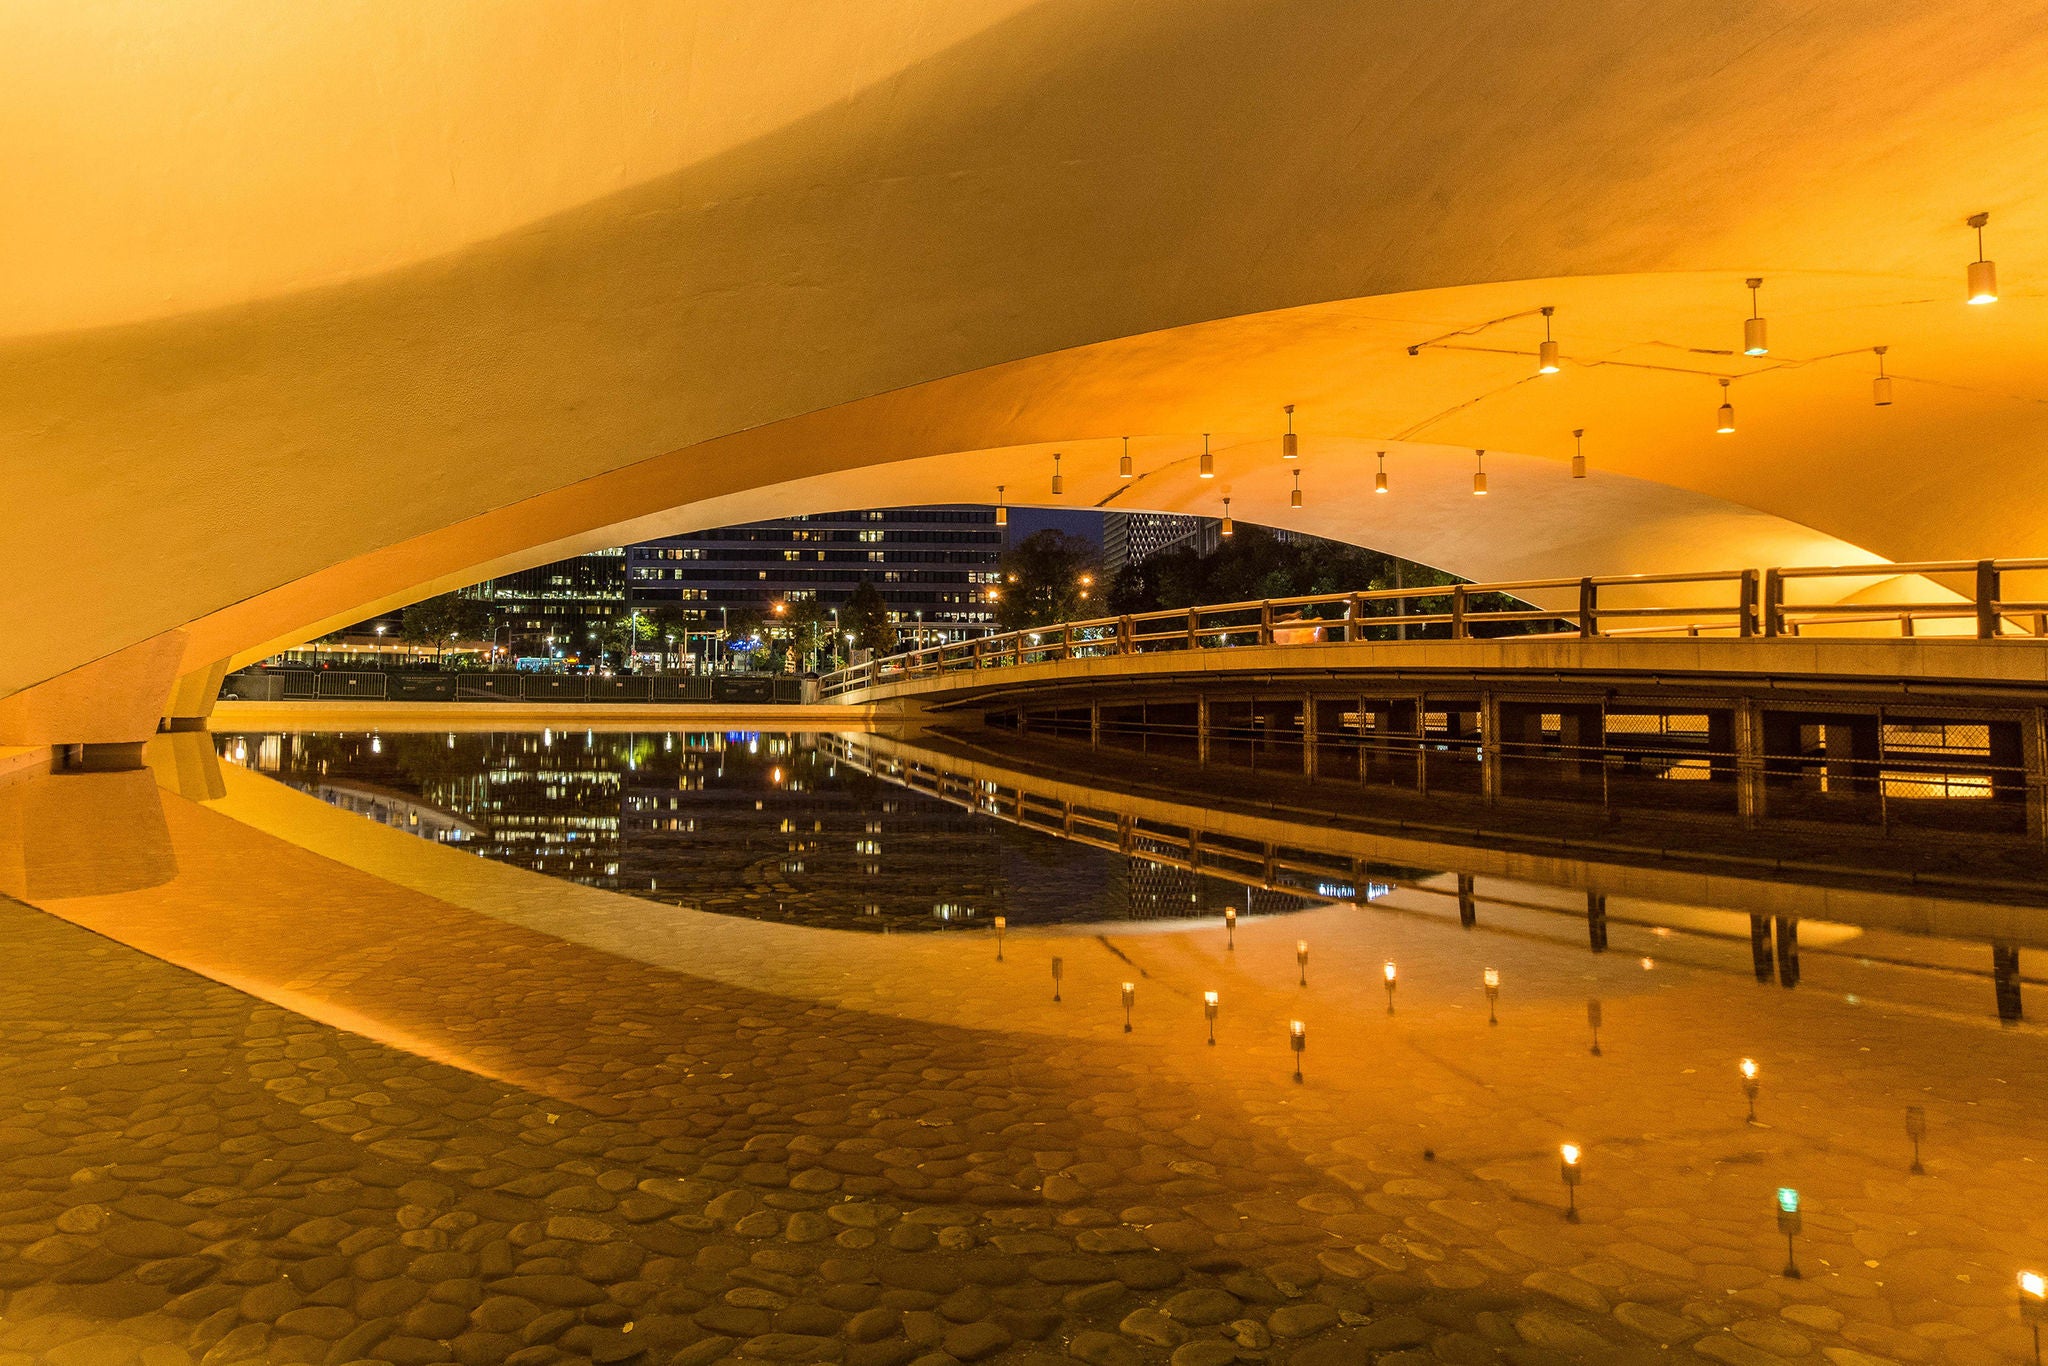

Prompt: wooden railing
xmin=820 ymin=558 xmax=2048 ymax=699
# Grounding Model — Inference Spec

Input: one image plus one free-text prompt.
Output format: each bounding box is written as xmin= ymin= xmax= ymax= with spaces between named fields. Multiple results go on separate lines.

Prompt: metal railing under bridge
xmin=820 ymin=557 xmax=2048 ymax=699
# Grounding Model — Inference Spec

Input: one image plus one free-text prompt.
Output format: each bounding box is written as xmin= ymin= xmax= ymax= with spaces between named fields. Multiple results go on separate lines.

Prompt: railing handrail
xmin=814 ymin=557 xmax=2048 ymax=697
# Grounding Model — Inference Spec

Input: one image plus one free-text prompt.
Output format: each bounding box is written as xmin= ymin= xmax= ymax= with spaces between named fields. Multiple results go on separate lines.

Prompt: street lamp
xmin=1224 ymin=906 xmax=1236 ymax=950
xmin=1203 ymin=991 xmax=1219 ymax=1046
xmin=1121 ymin=982 xmax=1135 ymax=1033
xmin=1560 ymin=1144 xmax=1582 ymax=1222
xmin=1051 ymin=956 xmax=1062 ymax=1003
xmin=1383 ymin=960 xmax=1397 ymax=1013
xmin=1905 ymin=1106 xmax=1927 ymax=1174
xmin=1741 ymin=1058 xmax=1760 ymax=1124
xmin=1777 ymin=1188 xmax=1802 ymax=1278
xmin=1290 ymin=1020 xmax=1306 ymax=1084
xmin=1484 ymin=968 xmax=1500 ymax=1025
xmin=1296 ymin=940 xmax=1309 ymax=987
xmin=2019 ymin=1272 xmax=2045 ymax=1366
xmin=993 ymin=915 xmax=1005 ymax=961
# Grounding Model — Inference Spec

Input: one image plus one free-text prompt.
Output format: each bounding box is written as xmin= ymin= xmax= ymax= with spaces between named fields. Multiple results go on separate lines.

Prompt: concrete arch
xmin=5 ymin=2 xmax=2048 ymax=741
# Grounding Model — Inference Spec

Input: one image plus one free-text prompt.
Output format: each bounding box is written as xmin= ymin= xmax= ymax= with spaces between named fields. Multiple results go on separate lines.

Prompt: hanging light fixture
xmin=1472 ymin=449 xmax=1488 ymax=496
xmin=995 ymin=485 xmax=1007 ymax=527
xmin=1119 ymin=436 xmax=1133 ymax=479
xmin=1375 ymin=451 xmax=1389 ymax=495
xmin=1539 ymin=306 xmax=1560 ymax=374
xmin=1199 ymin=434 xmax=1214 ymax=478
xmin=1716 ymin=379 xmax=1736 ymax=434
xmin=1282 ymin=405 xmax=1299 ymax=459
xmin=1967 ymin=212 xmax=1997 ymax=304
xmin=1220 ymin=497 xmax=1234 ymax=538
xmin=1571 ymin=428 xmax=1587 ymax=479
xmin=1743 ymin=278 xmax=1768 ymax=356
xmin=1051 ymin=451 xmax=1063 ymax=496
xmin=1872 ymin=347 xmax=1893 ymax=406
xmin=1290 ymin=469 xmax=1302 ymax=509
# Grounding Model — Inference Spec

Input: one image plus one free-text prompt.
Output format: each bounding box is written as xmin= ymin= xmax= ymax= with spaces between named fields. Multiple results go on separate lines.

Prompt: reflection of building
xmin=311 ymin=780 xmax=481 ymax=842
xmin=628 ymin=508 xmax=1002 ymax=645
xmin=469 ymin=549 xmax=626 ymax=657
xmin=1102 ymin=513 xmax=1220 ymax=577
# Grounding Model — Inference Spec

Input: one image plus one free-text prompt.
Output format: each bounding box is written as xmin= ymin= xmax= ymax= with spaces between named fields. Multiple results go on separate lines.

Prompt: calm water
xmin=215 ymin=726 xmax=2045 ymax=1027
xmin=216 ymin=729 xmax=1330 ymax=932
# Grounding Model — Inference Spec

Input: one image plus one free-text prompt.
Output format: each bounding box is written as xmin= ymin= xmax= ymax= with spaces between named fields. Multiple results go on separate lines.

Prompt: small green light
xmin=1777 ymin=1187 xmax=1799 ymax=1214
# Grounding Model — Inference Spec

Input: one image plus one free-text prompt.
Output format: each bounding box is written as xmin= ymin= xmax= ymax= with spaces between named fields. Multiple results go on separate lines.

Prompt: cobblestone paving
xmin=4 ymin=752 xmax=2047 ymax=1365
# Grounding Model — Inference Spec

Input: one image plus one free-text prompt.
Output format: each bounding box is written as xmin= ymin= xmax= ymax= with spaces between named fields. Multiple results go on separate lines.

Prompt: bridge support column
xmin=1457 ymin=873 xmax=1476 ymax=928
xmin=162 ymin=658 xmax=229 ymax=732
xmin=1480 ymin=692 xmax=1502 ymax=805
xmin=1586 ymin=892 xmax=1608 ymax=953
xmin=1301 ymin=695 xmax=1317 ymax=781
xmin=2027 ymin=708 xmax=2048 ymax=845
xmin=1749 ymin=914 xmax=1775 ymax=982
xmin=1731 ymin=701 xmax=1766 ymax=828
xmin=1196 ymin=695 xmax=1211 ymax=766
xmin=1994 ymin=943 xmax=2023 ymax=1022
xmin=1089 ymin=701 xmax=1102 ymax=749
xmin=1775 ymin=917 xmax=1801 ymax=987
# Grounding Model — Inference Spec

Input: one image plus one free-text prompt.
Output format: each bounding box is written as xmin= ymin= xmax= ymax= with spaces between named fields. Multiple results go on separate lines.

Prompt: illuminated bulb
xmin=1220 ymin=497 xmax=1234 ymax=538
xmin=1282 ymin=404 xmax=1298 ymax=459
xmin=1716 ymin=379 xmax=1735 ymax=434
xmin=1967 ymin=212 xmax=1997 ymax=304
xmin=1051 ymin=451 xmax=1063 ymax=496
xmin=1200 ymin=433 xmax=1214 ymax=478
xmin=1375 ymin=451 xmax=1388 ymax=494
xmin=1290 ymin=1019 xmax=1305 ymax=1038
xmin=1571 ymin=427 xmax=1586 ymax=479
xmin=1119 ymin=436 xmax=1133 ymax=479
xmin=1290 ymin=470 xmax=1302 ymax=509
xmin=995 ymin=485 xmax=1007 ymax=527
xmin=1872 ymin=346 xmax=1892 ymax=406
xmin=1383 ymin=960 xmax=1397 ymax=983
xmin=1472 ymin=449 xmax=1488 ymax=496
xmin=1741 ymin=1057 xmax=1758 ymax=1080
xmin=1538 ymin=306 xmax=1560 ymax=374
xmin=1484 ymin=967 xmax=1500 ymax=989
xmin=1744 ymin=277 xmax=1768 ymax=356
xmin=1560 ymin=1143 xmax=1580 ymax=1166
xmin=2022 ymin=1270 xmax=2046 ymax=1299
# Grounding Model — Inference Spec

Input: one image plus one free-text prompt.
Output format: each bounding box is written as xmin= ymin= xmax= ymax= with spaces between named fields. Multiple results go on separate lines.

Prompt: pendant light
xmin=1965 ymin=213 xmax=1998 ymax=304
xmin=1539 ymin=307 xmax=1560 ymax=374
xmin=1571 ymin=428 xmax=1586 ymax=479
xmin=1282 ymin=405 xmax=1298 ymax=459
xmin=1199 ymin=434 xmax=1214 ymax=478
xmin=1220 ymin=497 xmax=1234 ymax=538
xmin=1375 ymin=451 xmax=1389 ymax=494
xmin=1472 ymin=449 xmax=1488 ymax=496
xmin=1872 ymin=347 xmax=1892 ymax=406
xmin=1716 ymin=379 xmax=1736 ymax=434
xmin=1743 ymin=278 xmax=1767 ymax=356
xmin=1290 ymin=470 xmax=1302 ymax=509
xmin=995 ymin=485 xmax=1007 ymax=527
xmin=1119 ymin=436 xmax=1133 ymax=479
xmin=1051 ymin=451 xmax=1063 ymax=496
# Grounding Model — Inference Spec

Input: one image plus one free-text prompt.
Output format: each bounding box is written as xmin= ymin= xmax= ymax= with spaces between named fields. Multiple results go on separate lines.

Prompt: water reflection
xmin=217 ymin=729 xmax=1324 ymax=931
xmin=212 ymin=726 xmax=2048 ymax=1025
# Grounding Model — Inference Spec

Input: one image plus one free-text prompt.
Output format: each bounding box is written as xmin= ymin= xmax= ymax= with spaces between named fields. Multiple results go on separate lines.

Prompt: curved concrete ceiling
xmin=4 ymin=1 xmax=2047 ymax=728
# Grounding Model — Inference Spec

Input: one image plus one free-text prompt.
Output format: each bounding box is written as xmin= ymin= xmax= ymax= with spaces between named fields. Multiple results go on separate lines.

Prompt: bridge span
xmin=824 ymin=561 xmax=2048 ymax=846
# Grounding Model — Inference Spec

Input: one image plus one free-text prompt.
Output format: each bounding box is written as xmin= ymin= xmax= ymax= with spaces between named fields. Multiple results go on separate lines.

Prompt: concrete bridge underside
xmin=7 ymin=2 xmax=2048 ymax=747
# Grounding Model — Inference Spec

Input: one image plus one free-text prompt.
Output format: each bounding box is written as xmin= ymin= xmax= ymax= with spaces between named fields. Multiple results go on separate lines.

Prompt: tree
xmin=400 ymin=593 xmax=495 ymax=663
xmin=598 ymin=612 xmax=657 ymax=669
xmin=642 ymin=605 xmax=695 ymax=671
xmin=782 ymin=598 xmax=833 ymax=670
xmin=843 ymin=579 xmax=890 ymax=653
xmin=995 ymin=529 xmax=1100 ymax=631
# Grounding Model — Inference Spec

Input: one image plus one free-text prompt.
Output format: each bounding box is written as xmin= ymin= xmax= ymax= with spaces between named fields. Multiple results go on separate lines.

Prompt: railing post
xmin=1350 ymin=593 xmax=1368 ymax=643
xmin=1118 ymin=615 xmax=1135 ymax=656
xmin=1259 ymin=601 xmax=1274 ymax=646
xmin=1738 ymin=569 xmax=1759 ymax=639
xmin=1451 ymin=585 xmax=1470 ymax=640
xmin=1187 ymin=606 xmax=1201 ymax=651
xmin=1762 ymin=569 xmax=1785 ymax=638
xmin=1577 ymin=578 xmax=1597 ymax=638
xmin=1976 ymin=559 xmax=2001 ymax=639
